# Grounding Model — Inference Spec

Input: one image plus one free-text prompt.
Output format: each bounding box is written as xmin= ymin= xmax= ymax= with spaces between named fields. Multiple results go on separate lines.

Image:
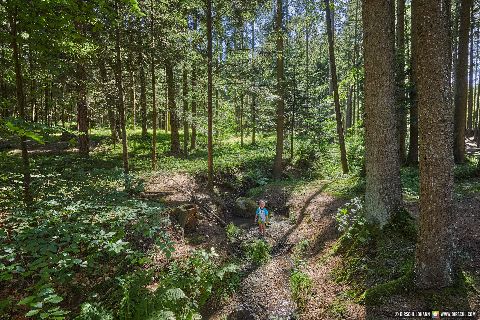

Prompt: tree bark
xmin=325 ymin=0 xmax=349 ymax=174
xmin=453 ymin=0 xmax=473 ymax=163
xmin=251 ymin=21 xmax=256 ymax=146
xmin=10 ymin=5 xmax=32 ymax=205
xmin=207 ymin=0 xmax=214 ymax=190
xmin=190 ymin=16 xmax=198 ymax=150
xmin=99 ymin=58 xmax=117 ymax=144
xmin=362 ymin=0 xmax=402 ymax=226
xmin=139 ymin=50 xmax=147 ymax=137
xmin=467 ymin=8 xmax=475 ymax=135
xmin=151 ymin=3 xmax=157 ymax=170
xmin=190 ymin=65 xmax=197 ymax=150
xmin=77 ymin=61 xmax=89 ymax=156
xmin=114 ymin=1 xmax=129 ymax=180
xmin=273 ymin=0 xmax=285 ymax=179
xmin=346 ymin=85 xmax=353 ymax=129
xmin=396 ymin=0 xmax=407 ymax=165
xmin=412 ymin=0 xmax=455 ymax=288
xmin=407 ymin=8 xmax=419 ymax=166
xmin=166 ymin=61 xmax=180 ymax=155
xmin=182 ymin=63 xmax=189 ymax=156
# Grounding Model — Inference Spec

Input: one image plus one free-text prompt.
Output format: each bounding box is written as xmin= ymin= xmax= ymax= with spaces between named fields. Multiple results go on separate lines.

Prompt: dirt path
xmin=146 ymin=173 xmax=480 ymax=320
xmin=209 ymin=183 xmax=360 ymax=320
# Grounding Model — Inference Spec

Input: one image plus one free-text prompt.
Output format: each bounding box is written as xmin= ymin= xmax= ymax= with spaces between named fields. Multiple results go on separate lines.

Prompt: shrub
xmin=244 ymin=239 xmax=271 ymax=264
xmin=225 ymin=222 xmax=242 ymax=242
xmin=290 ymin=269 xmax=312 ymax=310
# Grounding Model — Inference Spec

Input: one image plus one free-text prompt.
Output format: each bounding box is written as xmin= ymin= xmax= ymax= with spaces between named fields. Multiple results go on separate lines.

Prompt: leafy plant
xmin=290 ymin=269 xmax=312 ymax=310
xmin=225 ymin=222 xmax=242 ymax=242
xmin=244 ymin=239 xmax=271 ymax=264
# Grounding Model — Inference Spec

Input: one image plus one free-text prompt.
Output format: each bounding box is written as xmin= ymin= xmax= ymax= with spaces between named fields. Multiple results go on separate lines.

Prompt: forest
xmin=0 ymin=0 xmax=479 ymax=319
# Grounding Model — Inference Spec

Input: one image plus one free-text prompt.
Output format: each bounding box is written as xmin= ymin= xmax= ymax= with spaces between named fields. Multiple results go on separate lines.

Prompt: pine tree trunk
xmin=166 ymin=61 xmax=180 ymax=155
xmin=346 ymin=86 xmax=353 ymax=129
xmin=467 ymin=8 xmax=475 ymax=135
xmin=139 ymin=51 xmax=147 ymax=137
xmin=453 ymin=0 xmax=473 ymax=163
xmin=325 ymin=0 xmax=349 ymax=174
xmin=99 ymin=58 xmax=117 ymax=144
xmin=396 ymin=0 xmax=407 ymax=165
xmin=273 ymin=0 xmax=285 ymax=180
xmin=77 ymin=62 xmax=89 ymax=156
xmin=190 ymin=65 xmax=197 ymax=150
xmin=182 ymin=64 xmax=189 ymax=157
xmin=251 ymin=21 xmax=256 ymax=146
xmin=207 ymin=0 xmax=214 ymax=190
xmin=151 ymin=4 xmax=157 ymax=170
xmin=362 ymin=0 xmax=402 ymax=226
xmin=10 ymin=5 xmax=32 ymax=205
xmin=412 ymin=0 xmax=455 ymax=288
xmin=114 ymin=2 xmax=129 ymax=180
xmin=407 ymin=8 xmax=419 ymax=166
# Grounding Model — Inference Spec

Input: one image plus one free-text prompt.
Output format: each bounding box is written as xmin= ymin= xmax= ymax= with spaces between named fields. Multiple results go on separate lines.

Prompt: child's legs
xmin=260 ymin=223 xmax=265 ymax=233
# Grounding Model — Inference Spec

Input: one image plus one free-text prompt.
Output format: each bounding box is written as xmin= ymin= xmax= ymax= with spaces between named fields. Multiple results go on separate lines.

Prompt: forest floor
xmin=145 ymin=170 xmax=480 ymax=320
xmin=1 ymin=132 xmax=480 ymax=319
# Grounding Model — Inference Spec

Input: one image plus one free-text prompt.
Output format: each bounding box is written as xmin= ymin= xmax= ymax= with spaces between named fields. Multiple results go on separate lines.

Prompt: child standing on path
xmin=254 ymin=200 xmax=269 ymax=236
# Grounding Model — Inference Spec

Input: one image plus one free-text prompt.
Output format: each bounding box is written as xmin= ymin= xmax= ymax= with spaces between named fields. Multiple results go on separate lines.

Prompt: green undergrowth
xmin=290 ymin=240 xmax=313 ymax=311
xmin=244 ymin=239 xmax=271 ymax=265
xmin=331 ymin=198 xmax=417 ymax=305
xmin=76 ymin=249 xmax=241 ymax=320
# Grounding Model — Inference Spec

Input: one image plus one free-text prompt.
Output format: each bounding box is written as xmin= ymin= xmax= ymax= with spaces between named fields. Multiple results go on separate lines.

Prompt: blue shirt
xmin=256 ymin=207 xmax=269 ymax=222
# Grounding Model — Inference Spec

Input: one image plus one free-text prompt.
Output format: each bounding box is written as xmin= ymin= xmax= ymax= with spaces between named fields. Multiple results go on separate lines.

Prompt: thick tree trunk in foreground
xmin=412 ymin=0 xmax=455 ymax=288
xmin=467 ymin=9 xmax=475 ymax=135
xmin=206 ymin=0 xmax=214 ymax=190
xmin=114 ymin=3 xmax=129 ymax=179
xmin=362 ymin=0 xmax=402 ymax=226
xmin=453 ymin=0 xmax=473 ymax=163
xmin=325 ymin=0 xmax=349 ymax=174
xmin=166 ymin=61 xmax=180 ymax=155
xmin=396 ymin=0 xmax=407 ymax=165
xmin=273 ymin=0 xmax=285 ymax=180
xmin=10 ymin=6 xmax=32 ymax=205
xmin=407 ymin=24 xmax=419 ymax=166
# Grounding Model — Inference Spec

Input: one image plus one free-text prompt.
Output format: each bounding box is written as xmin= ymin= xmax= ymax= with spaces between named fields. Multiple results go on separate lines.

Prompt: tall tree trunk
xmin=412 ymin=0 xmax=455 ymax=289
xmin=189 ymin=16 xmax=197 ymax=150
xmin=206 ymin=0 xmax=214 ymax=190
xmin=99 ymin=58 xmax=117 ymax=144
xmin=453 ymin=0 xmax=473 ymax=163
xmin=129 ymin=59 xmax=136 ymax=129
xmin=190 ymin=65 xmax=197 ymax=150
xmin=396 ymin=0 xmax=407 ymax=165
xmin=346 ymin=86 xmax=353 ymax=129
xmin=10 ymin=5 xmax=32 ymax=205
xmin=273 ymin=0 xmax=285 ymax=179
xmin=362 ymin=0 xmax=402 ymax=226
xmin=240 ymin=93 xmax=244 ymax=147
xmin=182 ymin=64 xmax=189 ymax=156
xmin=77 ymin=62 xmax=89 ymax=156
xmin=467 ymin=9 xmax=475 ymax=135
xmin=151 ymin=4 xmax=157 ymax=170
xmin=115 ymin=2 xmax=129 ymax=181
xmin=291 ymin=63 xmax=297 ymax=160
xmin=139 ymin=51 xmax=147 ymax=137
xmin=352 ymin=0 xmax=359 ymax=128
xmin=251 ymin=21 xmax=256 ymax=145
xmin=325 ymin=0 xmax=349 ymax=174
xmin=166 ymin=61 xmax=180 ymax=155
